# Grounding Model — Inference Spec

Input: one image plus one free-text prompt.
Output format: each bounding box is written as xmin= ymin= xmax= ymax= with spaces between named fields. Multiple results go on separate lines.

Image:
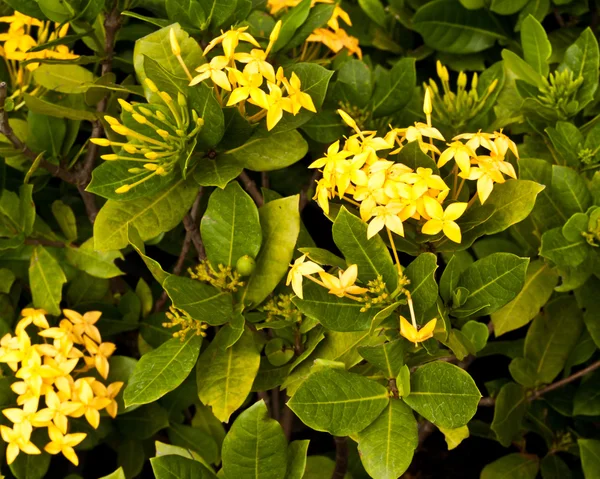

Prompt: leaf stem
xmin=238 ymin=170 xmax=264 ymax=206
xmin=332 ymin=436 xmax=348 ymax=479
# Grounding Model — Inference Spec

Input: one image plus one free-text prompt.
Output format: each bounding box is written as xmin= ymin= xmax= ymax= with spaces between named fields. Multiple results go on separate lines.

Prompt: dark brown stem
xmin=271 ymin=388 xmax=280 ymax=421
xmin=479 ymin=359 xmax=600 ymax=407
xmin=332 ymin=437 xmax=348 ymax=479
xmin=281 ymin=401 xmax=294 ymax=441
xmin=238 ymin=171 xmax=264 ymax=206
xmin=299 ymin=169 xmax=321 ymax=212
xmin=261 ymin=171 xmax=270 ymax=189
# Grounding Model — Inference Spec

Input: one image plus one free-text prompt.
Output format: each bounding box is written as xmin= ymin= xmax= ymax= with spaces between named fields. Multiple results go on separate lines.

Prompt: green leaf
xmin=404 ymin=253 xmax=438 ymax=322
xmin=123 ymin=334 xmax=202 ymax=407
xmin=201 ymin=182 xmax=261 ymax=267
xmin=286 ymin=4 xmax=335 ymax=49
xmin=193 ymin=156 xmax=243 ymax=189
xmin=241 ymin=196 xmax=300 ymax=308
xmin=93 ymin=177 xmax=198 ymax=251
xmin=491 ymin=261 xmax=558 ymax=336
xmin=65 ymin=239 xmax=123 ymax=279
xmin=197 ymin=328 xmax=260 ymax=422
xmin=188 ymin=84 xmax=225 ymax=149
xmin=32 ymin=64 xmax=94 ymax=94
xmin=29 ymin=245 xmax=66 ymax=316
xmin=461 ymin=321 xmax=489 ymax=353
xmin=284 ymin=62 xmax=333 ymax=111
xmin=438 ymin=425 xmax=469 ymax=450
xmin=540 ymin=227 xmax=588 ymax=267
xmin=150 ymin=455 xmax=216 ymax=479
xmin=332 ymin=207 xmax=398 ymax=292
xmin=545 ymin=122 xmax=583 ymax=168
xmin=439 ymin=255 xmax=467 ymax=304
xmin=335 ymin=59 xmax=373 ymax=109
xmin=540 ymin=455 xmax=572 ymax=479
xmin=166 ymin=0 xmax=206 ymax=29
xmin=412 ymin=0 xmax=507 ymax=54
xmin=491 ymin=382 xmax=528 ymax=447
xmin=293 ymin=281 xmax=380 ymax=331
xmin=502 ymin=50 xmax=545 ymax=88
xmin=559 ymin=28 xmax=599 ymax=109
xmin=24 ymin=94 xmax=97 ymax=122
xmin=551 ymin=165 xmax=592 ymax=215
xmin=9 ymin=452 xmax=51 ymax=479
xmin=51 ymin=200 xmax=77 ymax=241
xmin=579 ymin=439 xmax=600 ymax=478
xmin=0 ymin=268 xmax=15 ymax=294
xmin=285 ymin=440 xmax=309 ymax=479
xmin=573 ymin=371 xmax=600 ymax=416
xmin=224 ymin=130 xmax=308 ymax=172
xmin=371 ymin=59 xmax=416 ymax=118
xmin=116 ymin=402 xmax=170 ymax=439
xmin=357 ymin=339 xmax=404 ymax=378
xmin=99 ymin=468 xmax=126 ymax=479
xmin=301 ymin=110 xmax=345 ymax=144
xmin=288 ymin=368 xmax=389 ymax=436
xmin=521 ymin=15 xmax=551 ymax=77
xmin=403 ymin=361 xmax=481 ymax=429
xmin=222 ymin=400 xmax=288 ymax=479
xmin=524 ymin=296 xmax=583 ymax=385
xmin=491 ymin=0 xmax=528 ymax=15
xmin=356 ymin=400 xmax=417 ymax=479
xmin=481 ymin=453 xmax=539 ymax=479
xmin=273 ymin=0 xmax=311 ymax=52
xmin=167 ymin=423 xmax=219 ymax=465
xmin=453 ymin=253 xmax=529 ymax=318
xmin=358 ymin=0 xmax=386 ymax=26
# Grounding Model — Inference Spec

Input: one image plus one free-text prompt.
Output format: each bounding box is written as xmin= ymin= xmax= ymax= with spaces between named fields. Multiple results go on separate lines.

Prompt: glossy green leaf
xmin=371 ymin=58 xmax=416 ymax=118
xmin=540 ymin=455 xmax=572 ymax=479
xmin=222 ymin=400 xmax=288 ymax=479
xmin=32 ymin=64 xmax=94 ymax=94
xmin=167 ymin=423 xmax=219 ymax=465
xmin=288 ymin=367 xmax=389 ymax=436
xmin=491 ymin=382 xmax=528 ymax=446
xmin=356 ymin=400 xmax=417 ymax=479
xmin=51 ymin=200 xmax=77 ymax=241
xmin=150 ymin=455 xmax=216 ymax=479
xmin=116 ymin=402 xmax=170 ymax=439
xmin=94 ymin=177 xmax=198 ymax=251
xmin=502 ymin=50 xmax=545 ymax=87
xmin=65 ymin=239 xmax=123 ymax=279
xmin=453 ymin=253 xmax=529 ymax=318
xmin=404 ymin=253 xmax=438 ymax=322
xmin=491 ymin=0 xmax=528 ymax=15
xmin=201 ymin=182 xmax=261 ymax=267
xmin=241 ymin=196 xmax=300 ymax=308
xmin=357 ymin=339 xmax=404 ymax=378
xmin=29 ymin=245 xmax=66 ymax=316
xmin=521 ymin=15 xmax=551 ymax=76
xmin=193 ymin=156 xmax=243 ymax=189
xmin=492 ymin=261 xmax=558 ymax=337
xmin=335 ymin=59 xmax=373 ymax=109
xmin=439 ymin=425 xmax=469 ymax=450
xmin=481 ymin=453 xmax=539 ymax=479
xmin=412 ymin=0 xmax=507 ymax=54
xmin=285 ymin=440 xmax=309 ymax=479
xmin=580 ymin=439 xmax=600 ymax=478
xmin=573 ymin=371 xmax=600 ymax=416
xmin=332 ymin=207 xmax=398 ymax=292
xmin=9 ymin=452 xmax=51 ymax=479
xmin=99 ymin=468 xmax=126 ymax=479
xmin=273 ymin=0 xmax=311 ymax=52
xmin=551 ymin=165 xmax=592 ymax=216
xmin=540 ymin=227 xmax=588 ymax=267
xmin=197 ymin=328 xmax=260 ymax=422
xmin=559 ymin=28 xmax=599 ymax=109
xmin=403 ymin=361 xmax=481 ymax=429
xmin=123 ymin=334 xmax=202 ymax=407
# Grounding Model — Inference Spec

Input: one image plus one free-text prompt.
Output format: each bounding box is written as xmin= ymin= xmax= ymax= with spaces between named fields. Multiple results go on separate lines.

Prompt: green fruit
xmin=236 ymin=255 xmax=256 ymax=276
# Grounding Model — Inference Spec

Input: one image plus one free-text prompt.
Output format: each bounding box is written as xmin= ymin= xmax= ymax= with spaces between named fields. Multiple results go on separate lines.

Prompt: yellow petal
xmin=417 ymin=318 xmax=437 ymax=341
xmin=443 ymin=221 xmax=462 ymax=244
xmin=421 ymin=219 xmax=443 ymax=236
xmin=443 ymin=202 xmax=467 ymax=221
xmin=399 ymin=316 xmax=417 ymax=343
xmin=367 ymin=216 xmax=385 ymax=239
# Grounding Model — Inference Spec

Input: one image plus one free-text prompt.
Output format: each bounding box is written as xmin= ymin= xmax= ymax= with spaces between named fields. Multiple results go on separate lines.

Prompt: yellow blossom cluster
xmin=310 ymin=92 xmax=519 ymax=245
xmin=0 ymin=12 xmax=78 ymax=89
xmin=92 ymin=81 xmax=204 ymax=193
xmin=185 ymin=25 xmax=315 ymax=131
xmin=0 ymin=308 xmax=122 ymax=466
xmin=267 ymin=0 xmax=361 ymax=59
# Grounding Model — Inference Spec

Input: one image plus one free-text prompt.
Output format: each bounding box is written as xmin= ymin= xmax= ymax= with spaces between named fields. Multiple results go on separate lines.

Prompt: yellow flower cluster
xmin=311 ymin=92 xmax=519 ymax=245
xmin=0 ymin=308 xmax=122 ymax=466
xmin=267 ymin=0 xmax=361 ymax=59
xmin=92 ymin=81 xmax=204 ymax=193
xmin=185 ymin=25 xmax=315 ymax=131
xmin=0 ymin=12 xmax=78 ymax=89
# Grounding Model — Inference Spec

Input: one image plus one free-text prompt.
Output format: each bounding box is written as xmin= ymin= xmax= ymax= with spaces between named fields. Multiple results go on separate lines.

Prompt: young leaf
xmin=559 ymin=28 xmax=599 ymax=109
xmin=288 ymin=367 xmax=389 ymax=436
xmin=65 ymin=239 xmax=124 ymax=279
xmin=222 ymin=401 xmax=288 ymax=479
xmin=29 ymin=245 xmax=67 ymax=316
xmin=521 ymin=15 xmax=551 ymax=76
xmin=403 ymin=361 xmax=481 ymax=429
xmin=196 ymin=328 xmax=260 ymax=422
xmin=356 ymin=400 xmax=418 ymax=479
xmin=286 ymin=440 xmax=310 ymax=479
xmin=123 ymin=334 xmax=203 ymax=408
xmin=201 ymin=182 xmax=262 ymax=267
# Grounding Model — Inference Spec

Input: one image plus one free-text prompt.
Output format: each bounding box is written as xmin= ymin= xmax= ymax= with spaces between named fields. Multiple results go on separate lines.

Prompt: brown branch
xmin=299 ymin=169 xmax=321 ymax=212
xmin=479 ymin=359 xmax=600 ymax=407
xmin=281 ymin=402 xmax=294 ymax=441
xmin=332 ymin=437 xmax=348 ymax=479
xmin=261 ymin=171 xmax=270 ymax=189
xmin=238 ymin=170 xmax=264 ymax=206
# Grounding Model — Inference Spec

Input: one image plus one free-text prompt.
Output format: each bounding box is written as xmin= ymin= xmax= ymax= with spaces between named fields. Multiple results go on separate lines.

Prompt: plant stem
xmin=332 ymin=437 xmax=348 ymax=479
xmin=238 ymin=170 xmax=264 ymax=206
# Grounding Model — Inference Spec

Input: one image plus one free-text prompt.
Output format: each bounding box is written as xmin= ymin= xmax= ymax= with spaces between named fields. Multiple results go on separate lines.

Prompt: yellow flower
xmin=286 ymin=254 xmax=324 ymax=299
xmin=44 ymin=424 xmax=86 ymax=466
xmin=400 ymin=316 xmax=437 ymax=346
xmin=438 ymin=141 xmax=476 ymax=175
xmin=313 ymin=178 xmax=332 ymax=215
xmin=190 ymin=56 xmax=231 ymax=90
xmin=0 ymin=422 xmax=40 ymax=464
xmin=226 ymin=71 xmax=268 ymax=107
xmin=2 ymin=400 xmax=53 ymax=430
xmin=399 ymin=167 xmax=448 ymax=198
xmin=265 ymin=82 xmax=293 ymax=131
xmin=367 ymin=201 xmax=405 ymax=239
xmin=91 ymin=381 xmax=124 ymax=419
xmin=492 ymin=131 xmax=519 ymax=159
xmin=453 ymin=131 xmax=494 ymax=152
xmin=460 ymin=156 xmax=507 ymax=204
xmin=63 ymin=309 xmax=102 ymax=344
xmin=421 ymin=196 xmax=467 ymax=243
xmin=318 ymin=265 xmax=368 ymax=297
xmin=203 ymin=26 xmax=260 ymax=59
xmin=15 ymin=308 xmax=49 ymax=333
xmin=15 ymin=349 xmax=62 ymax=397
xmin=309 ymin=140 xmax=352 ymax=169
xmin=327 ymin=5 xmax=352 ymax=31
xmin=306 ymin=28 xmax=362 ymax=59
xmin=71 ymin=379 xmax=111 ymax=429
xmin=36 ymin=389 xmax=81 ymax=435
xmin=281 ymin=72 xmax=316 ymax=115
xmin=82 ymin=336 xmax=116 ymax=380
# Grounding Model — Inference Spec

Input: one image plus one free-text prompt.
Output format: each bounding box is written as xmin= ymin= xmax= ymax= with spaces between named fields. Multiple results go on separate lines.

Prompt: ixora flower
xmin=0 ymin=308 xmax=122 ymax=466
xmin=318 ymin=264 xmax=368 ymax=297
xmin=189 ymin=23 xmax=315 ymax=131
xmin=286 ymin=254 xmax=324 ymax=299
xmin=400 ymin=316 xmax=437 ymax=346
xmin=91 ymin=80 xmax=204 ymax=193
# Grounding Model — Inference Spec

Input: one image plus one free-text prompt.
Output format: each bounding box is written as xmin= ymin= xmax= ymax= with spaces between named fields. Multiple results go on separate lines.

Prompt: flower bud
xmin=236 ymin=255 xmax=256 ymax=277
xmin=90 ymin=138 xmax=111 ymax=146
xmin=169 ymin=28 xmax=181 ymax=57
xmin=115 ymin=185 xmax=132 ymax=193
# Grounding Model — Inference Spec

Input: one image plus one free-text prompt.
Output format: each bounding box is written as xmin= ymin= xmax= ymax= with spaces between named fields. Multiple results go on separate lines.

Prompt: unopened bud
xmin=101 ymin=154 xmax=119 ymax=161
xmin=90 ymin=138 xmax=111 ymax=146
xmin=115 ymin=185 xmax=132 ymax=194
xmin=117 ymin=98 xmax=134 ymax=112
xmin=145 ymin=78 xmax=158 ymax=93
xmin=132 ymin=113 xmax=147 ymax=124
xmin=169 ymin=28 xmax=181 ymax=56
xmin=457 ymin=71 xmax=467 ymax=89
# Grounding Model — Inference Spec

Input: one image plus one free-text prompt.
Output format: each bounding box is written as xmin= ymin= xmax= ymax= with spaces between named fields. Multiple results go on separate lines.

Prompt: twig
xmin=271 ymin=388 xmax=280 ymax=421
xmin=332 ymin=437 xmax=348 ymax=479
xmin=299 ymin=169 xmax=321 ymax=212
xmin=479 ymin=359 xmax=600 ymax=407
xmin=261 ymin=171 xmax=270 ymax=189
xmin=281 ymin=402 xmax=294 ymax=441
xmin=238 ymin=170 xmax=264 ymax=206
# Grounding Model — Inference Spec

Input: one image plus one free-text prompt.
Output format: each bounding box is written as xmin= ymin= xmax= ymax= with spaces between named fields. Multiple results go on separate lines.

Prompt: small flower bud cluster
xmin=538 ymin=69 xmax=584 ymax=118
xmin=359 ymin=276 xmax=392 ymax=312
xmin=163 ymin=306 xmax=209 ymax=340
xmin=0 ymin=309 xmax=122 ymax=466
xmin=188 ymin=261 xmax=245 ymax=292
xmin=262 ymin=294 xmax=302 ymax=323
